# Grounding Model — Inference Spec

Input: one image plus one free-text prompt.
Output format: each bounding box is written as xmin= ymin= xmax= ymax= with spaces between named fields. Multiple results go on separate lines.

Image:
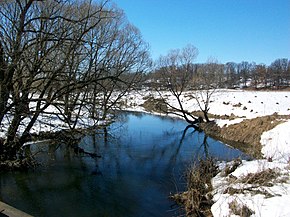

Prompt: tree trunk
xmin=203 ymin=110 xmax=210 ymax=123
xmin=20 ymin=101 xmax=51 ymax=144
xmin=0 ymin=83 xmax=10 ymax=124
xmin=0 ymin=43 xmax=9 ymax=124
xmin=2 ymin=113 xmax=22 ymax=160
xmin=2 ymin=92 xmax=29 ymax=159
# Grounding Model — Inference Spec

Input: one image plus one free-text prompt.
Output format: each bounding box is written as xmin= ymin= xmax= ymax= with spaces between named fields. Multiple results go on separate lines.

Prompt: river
xmin=0 ymin=112 xmax=247 ymax=217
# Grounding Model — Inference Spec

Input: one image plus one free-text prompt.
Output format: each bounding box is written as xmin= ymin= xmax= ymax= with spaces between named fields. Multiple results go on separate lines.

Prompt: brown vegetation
xmin=141 ymin=96 xmax=168 ymax=113
xmin=171 ymin=158 xmax=218 ymax=217
xmin=201 ymin=114 xmax=288 ymax=158
xmin=229 ymin=200 xmax=254 ymax=217
xmin=222 ymin=166 xmax=285 ymax=199
xmin=191 ymin=111 xmax=244 ymax=121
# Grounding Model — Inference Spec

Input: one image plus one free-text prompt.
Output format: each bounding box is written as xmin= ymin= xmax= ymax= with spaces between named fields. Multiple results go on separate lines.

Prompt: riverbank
xmin=123 ymin=89 xmax=290 ymax=216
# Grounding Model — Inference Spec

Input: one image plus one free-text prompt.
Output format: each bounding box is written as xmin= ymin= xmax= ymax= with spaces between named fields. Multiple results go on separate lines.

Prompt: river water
xmin=0 ymin=112 xmax=247 ymax=217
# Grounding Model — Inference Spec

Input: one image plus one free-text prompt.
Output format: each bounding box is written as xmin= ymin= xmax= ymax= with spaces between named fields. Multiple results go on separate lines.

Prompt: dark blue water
xmin=0 ymin=112 xmax=246 ymax=217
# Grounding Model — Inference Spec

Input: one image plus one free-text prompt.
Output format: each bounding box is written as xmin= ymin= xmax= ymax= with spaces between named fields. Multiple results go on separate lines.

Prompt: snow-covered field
xmin=125 ymin=89 xmax=290 ymax=121
xmin=124 ymin=89 xmax=290 ymax=217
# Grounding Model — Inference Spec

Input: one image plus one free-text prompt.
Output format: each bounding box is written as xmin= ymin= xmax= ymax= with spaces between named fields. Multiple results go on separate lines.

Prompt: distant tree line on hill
xmin=145 ymin=58 xmax=290 ymax=90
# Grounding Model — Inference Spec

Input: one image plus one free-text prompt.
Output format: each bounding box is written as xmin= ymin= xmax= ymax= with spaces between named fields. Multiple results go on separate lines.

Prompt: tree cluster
xmin=147 ymin=58 xmax=290 ymax=90
xmin=224 ymin=59 xmax=290 ymax=89
xmin=0 ymin=0 xmax=150 ymax=160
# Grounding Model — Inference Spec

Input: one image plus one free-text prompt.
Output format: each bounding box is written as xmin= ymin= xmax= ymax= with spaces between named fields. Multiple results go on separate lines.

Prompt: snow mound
xmin=261 ymin=120 xmax=290 ymax=163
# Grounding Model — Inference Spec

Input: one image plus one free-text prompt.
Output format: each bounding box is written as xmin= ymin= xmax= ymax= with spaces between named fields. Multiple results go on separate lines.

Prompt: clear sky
xmin=112 ymin=0 xmax=290 ymax=65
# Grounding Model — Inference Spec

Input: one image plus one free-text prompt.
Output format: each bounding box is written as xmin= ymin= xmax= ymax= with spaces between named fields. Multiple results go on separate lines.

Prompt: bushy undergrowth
xmin=229 ymin=199 xmax=254 ymax=217
xmin=171 ymin=158 xmax=218 ymax=217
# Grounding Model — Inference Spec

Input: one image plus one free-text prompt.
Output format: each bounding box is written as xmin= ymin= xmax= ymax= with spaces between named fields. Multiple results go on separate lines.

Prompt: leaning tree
xmin=154 ymin=44 xmax=201 ymax=125
xmin=191 ymin=58 xmax=223 ymax=122
xmin=154 ymin=45 xmax=220 ymax=125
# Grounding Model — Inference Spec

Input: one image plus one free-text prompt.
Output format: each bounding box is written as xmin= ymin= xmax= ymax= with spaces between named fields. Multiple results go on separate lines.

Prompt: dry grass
xmin=229 ymin=200 xmax=254 ymax=217
xmin=221 ymin=158 xmax=242 ymax=177
xmin=239 ymin=168 xmax=279 ymax=186
xmin=218 ymin=163 xmax=286 ymax=216
xmin=141 ymin=96 xmax=168 ymax=113
xmin=171 ymin=158 xmax=218 ymax=216
xmin=191 ymin=111 xmax=244 ymax=121
xmin=222 ymin=167 xmax=283 ymax=198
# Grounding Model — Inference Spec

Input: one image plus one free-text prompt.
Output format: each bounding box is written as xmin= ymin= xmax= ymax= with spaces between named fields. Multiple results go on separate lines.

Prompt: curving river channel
xmin=0 ymin=112 xmax=247 ymax=217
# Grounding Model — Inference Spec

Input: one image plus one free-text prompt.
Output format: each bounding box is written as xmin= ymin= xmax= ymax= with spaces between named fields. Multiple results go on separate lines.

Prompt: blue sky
xmin=112 ymin=0 xmax=290 ymax=65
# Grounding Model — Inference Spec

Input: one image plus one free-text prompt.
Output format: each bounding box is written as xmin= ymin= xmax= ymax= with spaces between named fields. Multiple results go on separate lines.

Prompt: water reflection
xmin=0 ymin=112 xmax=247 ymax=217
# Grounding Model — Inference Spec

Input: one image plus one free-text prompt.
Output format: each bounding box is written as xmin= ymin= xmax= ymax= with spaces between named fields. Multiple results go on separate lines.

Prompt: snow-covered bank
xmin=261 ymin=120 xmax=290 ymax=163
xmin=210 ymin=118 xmax=290 ymax=217
xmin=0 ymin=103 xmax=109 ymax=139
xmin=211 ymin=159 xmax=290 ymax=217
xmin=124 ymin=89 xmax=290 ymax=159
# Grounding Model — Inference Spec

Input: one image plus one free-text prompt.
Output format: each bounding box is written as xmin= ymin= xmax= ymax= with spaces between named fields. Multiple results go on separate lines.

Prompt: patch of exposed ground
xmin=191 ymin=111 xmax=245 ymax=120
xmin=201 ymin=114 xmax=289 ymax=158
xmin=141 ymin=96 xmax=168 ymax=113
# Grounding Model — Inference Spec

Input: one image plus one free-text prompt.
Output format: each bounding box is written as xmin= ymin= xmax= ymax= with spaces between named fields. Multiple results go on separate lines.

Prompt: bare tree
xmin=89 ymin=23 xmax=150 ymax=120
xmin=269 ymin=58 xmax=289 ymax=89
xmin=0 ymin=42 xmax=8 ymax=124
xmin=191 ymin=58 xmax=222 ymax=122
xmin=224 ymin=62 xmax=238 ymax=88
xmin=155 ymin=44 xmax=200 ymax=124
xmin=0 ymin=0 xmax=150 ymax=161
xmin=238 ymin=61 xmax=251 ymax=88
xmin=251 ymin=63 xmax=267 ymax=89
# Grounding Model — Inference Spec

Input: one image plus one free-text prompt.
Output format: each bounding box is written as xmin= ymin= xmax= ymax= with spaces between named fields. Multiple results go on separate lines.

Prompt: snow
xmin=208 ymin=90 xmax=290 ymax=119
xmin=211 ymin=192 xmax=290 ymax=217
xmin=215 ymin=118 xmax=245 ymax=128
xmin=125 ymin=89 xmax=290 ymax=122
xmin=211 ymin=160 xmax=290 ymax=217
xmin=261 ymin=120 xmax=290 ymax=163
xmin=0 ymin=102 xmax=109 ymax=138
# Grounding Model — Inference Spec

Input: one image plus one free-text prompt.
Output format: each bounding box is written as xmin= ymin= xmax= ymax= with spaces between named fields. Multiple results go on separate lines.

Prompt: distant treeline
xmin=146 ymin=58 xmax=290 ymax=90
